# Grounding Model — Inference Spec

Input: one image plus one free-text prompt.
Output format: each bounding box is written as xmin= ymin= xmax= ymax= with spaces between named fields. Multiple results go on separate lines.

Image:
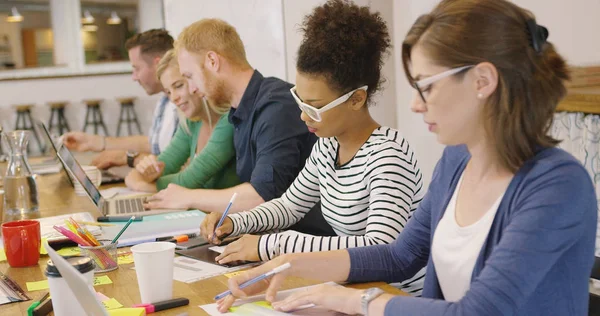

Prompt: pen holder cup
xmin=79 ymin=240 xmax=118 ymax=273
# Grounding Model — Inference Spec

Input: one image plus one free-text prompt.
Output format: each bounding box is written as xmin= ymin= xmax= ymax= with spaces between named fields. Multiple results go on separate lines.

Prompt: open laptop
xmin=56 ymin=144 xmax=185 ymax=217
xmin=32 ymin=120 xmax=123 ymax=184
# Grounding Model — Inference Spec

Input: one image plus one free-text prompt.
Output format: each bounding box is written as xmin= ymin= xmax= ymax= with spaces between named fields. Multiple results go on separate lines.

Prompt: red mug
xmin=2 ymin=220 xmax=41 ymax=267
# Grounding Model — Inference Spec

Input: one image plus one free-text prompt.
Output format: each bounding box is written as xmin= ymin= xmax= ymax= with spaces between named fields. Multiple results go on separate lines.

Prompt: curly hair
xmin=297 ymin=0 xmax=391 ymax=105
xmin=125 ymin=29 xmax=174 ymax=58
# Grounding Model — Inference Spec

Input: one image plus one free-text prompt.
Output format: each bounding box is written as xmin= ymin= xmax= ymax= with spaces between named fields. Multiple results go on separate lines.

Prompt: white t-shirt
xmin=431 ymin=174 xmax=505 ymax=302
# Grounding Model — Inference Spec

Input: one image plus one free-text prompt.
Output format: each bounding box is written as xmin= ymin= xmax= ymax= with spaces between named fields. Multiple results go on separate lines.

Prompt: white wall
xmin=0 ymin=74 xmax=159 ymax=137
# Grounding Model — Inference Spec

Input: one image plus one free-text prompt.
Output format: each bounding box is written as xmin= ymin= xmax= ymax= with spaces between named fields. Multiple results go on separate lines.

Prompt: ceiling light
xmin=6 ymin=7 xmax=23 ymax=23
xmin=81 ymin=10 xmax=95 ymax=24
xmin=106 ymin=11 xmax=121 ymax=25
xmin=82 ymin=24 xmax=98 ymax=32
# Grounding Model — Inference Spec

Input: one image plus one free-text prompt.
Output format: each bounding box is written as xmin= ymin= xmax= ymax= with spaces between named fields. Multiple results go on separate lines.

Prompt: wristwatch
xmin=361 ymin=287 xmax=384 ymax=316
xmin=126 ymin=151 xmax=139 ymax=168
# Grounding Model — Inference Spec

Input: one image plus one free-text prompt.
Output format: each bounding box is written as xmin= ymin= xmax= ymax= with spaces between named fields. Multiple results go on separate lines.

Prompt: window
xmin=80 ymin=0 xmax=138 ymax=64
xmin=0 ymin=0 xmax=54 ymax=70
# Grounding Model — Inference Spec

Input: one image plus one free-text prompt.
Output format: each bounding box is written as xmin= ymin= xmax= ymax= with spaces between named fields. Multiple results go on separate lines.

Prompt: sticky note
xmin=230 ymin=300 xmax=273 ymax=312
xmin=39 ymin=238 xmax=49 ymax=255
xmin=117 ymin=253 xmax=134 ymax=265
xmin=0 ymin=249 xmax=6 ymax=262
xmin=26 ymin=280 xmax=49 ymax=292
xmin=102 ymin=298 xmax=124 ymax=310
xmin=93 ymin=275 xmax=113 ymax=286
xmin=27 ymin=276 xmax=113 ymax=291
xmin=107 ymin=308 xmax=146 ymax=316
xmin=57 ymin=247 xmax=81 ymax=256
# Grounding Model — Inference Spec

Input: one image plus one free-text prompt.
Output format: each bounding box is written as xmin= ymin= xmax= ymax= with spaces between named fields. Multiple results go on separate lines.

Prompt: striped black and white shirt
xmin=229 ymin=126 xmax=426 ymax=295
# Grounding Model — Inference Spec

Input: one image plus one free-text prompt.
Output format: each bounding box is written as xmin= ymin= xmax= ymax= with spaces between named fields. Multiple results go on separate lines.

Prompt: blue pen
xmin=212 ymin=193 xmax=238 ymax=242
xmin=214 ymin=262 xmax=291 ymax=300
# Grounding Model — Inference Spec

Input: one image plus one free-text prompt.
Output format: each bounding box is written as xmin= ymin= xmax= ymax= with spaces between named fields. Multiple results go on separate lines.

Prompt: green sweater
xmin=156 ymin=114 xmax=240 ymax=190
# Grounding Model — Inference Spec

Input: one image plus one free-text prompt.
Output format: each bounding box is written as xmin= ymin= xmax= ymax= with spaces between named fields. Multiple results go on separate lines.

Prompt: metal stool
xmin=47 ymin=101 xmax=71 ymax=135
xmin=116 ymin=97 xmax=142 ymax=136
xmin=82 ymin=99 xmax=109 ymax=136
xmin=14 ymin=104 xmax=44 ymax=152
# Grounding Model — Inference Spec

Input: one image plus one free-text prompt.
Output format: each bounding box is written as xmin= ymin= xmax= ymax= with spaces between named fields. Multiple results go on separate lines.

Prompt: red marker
xmin=133 ymin=297 xmax=189 ymax=313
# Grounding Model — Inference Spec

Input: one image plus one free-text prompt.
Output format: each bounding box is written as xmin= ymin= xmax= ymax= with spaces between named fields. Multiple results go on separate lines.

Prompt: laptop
xmin=32 ymin=120 xmax=123 ymax=184
xmin=56 ymin=144 xmax=185 ymax=217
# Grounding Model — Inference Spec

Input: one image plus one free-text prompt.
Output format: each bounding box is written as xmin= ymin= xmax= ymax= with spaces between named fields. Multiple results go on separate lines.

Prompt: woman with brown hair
xmin=215 ymin=0 xmax=597 ymax=315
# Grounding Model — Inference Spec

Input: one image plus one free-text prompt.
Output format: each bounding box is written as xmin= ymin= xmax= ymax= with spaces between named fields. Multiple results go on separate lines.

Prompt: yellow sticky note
xmin=117 ymin=253 xmax=134 ymax=265
xmin=27 ymin=276 xmax=113 ymax=292
xmin=57 ymin=247 xmax=81 ymax=256
xmin=26 ymin=280 xmax=49 ymax=292
xmin=0 ymin=249 xmax=6 ymax=262
xmin=224 ymin=270 xmax=245 ymax=278
xmin=39 ymin=238 xmax=48 ymax=255
xmin=230 ymin=300 xmax=273 ymax=312
xmin=108 ymin=308 xmax=146 ymax=316
xmin=102 ymin=298 xmax=124 ymax=310
xmin=94 ymin=275 xmax=113 ymax=286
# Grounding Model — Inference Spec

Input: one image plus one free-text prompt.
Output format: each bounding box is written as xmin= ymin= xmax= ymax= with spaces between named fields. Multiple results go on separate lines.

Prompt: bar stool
xmin=14 ymin=104 xmax=44 ymax=152
xmin=116 ymin=97 xmax=142 ymax=136
xmin=82 ymin=99 xmax=109 ymax=136
xmin=47 ymin=101 xmax=71 ymax=135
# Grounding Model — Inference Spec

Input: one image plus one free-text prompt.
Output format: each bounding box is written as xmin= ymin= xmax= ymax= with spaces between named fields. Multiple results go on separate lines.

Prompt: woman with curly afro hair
xmin=202 ymin=0 xmax=426 ymax=297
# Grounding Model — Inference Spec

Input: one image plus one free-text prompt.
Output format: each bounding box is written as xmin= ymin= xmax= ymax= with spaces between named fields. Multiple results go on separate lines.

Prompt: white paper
xmin=35 ymin=212 xmax=101 ymax=240
xmin=136 ymin=257 xmax=252 ymax=284
xmin=199 ymin=282 xmax=343 ymax=315
xmin=99 ymin=187 xmax=139 ymax=199
xmin=209 ymin=246 xmax=226 ymax=254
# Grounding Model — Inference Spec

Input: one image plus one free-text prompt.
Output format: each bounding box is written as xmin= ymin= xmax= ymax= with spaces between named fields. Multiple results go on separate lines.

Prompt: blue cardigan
xmin=347 ymin=145 xmax=597 ymax=315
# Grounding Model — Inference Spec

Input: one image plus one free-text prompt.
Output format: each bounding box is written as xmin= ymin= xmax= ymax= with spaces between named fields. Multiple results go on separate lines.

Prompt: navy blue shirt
xmin=229 ymin=70 xmax=317 ymax=202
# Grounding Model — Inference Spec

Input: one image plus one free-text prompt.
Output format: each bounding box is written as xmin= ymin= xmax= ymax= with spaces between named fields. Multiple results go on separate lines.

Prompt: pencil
xmin=111 ymin=216 xmax=135 ymax=244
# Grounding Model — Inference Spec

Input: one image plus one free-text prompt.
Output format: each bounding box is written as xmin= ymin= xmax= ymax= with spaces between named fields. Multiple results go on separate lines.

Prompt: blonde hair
xmin=175 ymin=18 xmax=250 ymax=68
xmin=156 ymin=49 xmax=230 ymax=134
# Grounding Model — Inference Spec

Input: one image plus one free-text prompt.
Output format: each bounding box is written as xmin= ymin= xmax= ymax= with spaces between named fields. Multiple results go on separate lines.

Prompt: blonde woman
xmin=125 ymin=49 xmax=240 ymax=192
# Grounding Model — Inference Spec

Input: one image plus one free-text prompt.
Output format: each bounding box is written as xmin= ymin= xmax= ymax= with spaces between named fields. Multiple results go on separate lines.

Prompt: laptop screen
xmin=57 ymin=145 xmax=103 ymax=206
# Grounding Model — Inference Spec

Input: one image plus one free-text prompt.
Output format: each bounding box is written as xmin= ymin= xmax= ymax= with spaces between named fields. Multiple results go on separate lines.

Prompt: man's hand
xmin=91 ymin=150 xmax=127 ymax=169
xmin=63 ymin=132 xmax=103 ymax=152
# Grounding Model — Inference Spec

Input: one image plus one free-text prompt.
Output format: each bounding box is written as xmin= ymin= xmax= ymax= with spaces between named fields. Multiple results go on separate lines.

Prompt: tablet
xmin=175 ymin=243 xmax=251 ymax=268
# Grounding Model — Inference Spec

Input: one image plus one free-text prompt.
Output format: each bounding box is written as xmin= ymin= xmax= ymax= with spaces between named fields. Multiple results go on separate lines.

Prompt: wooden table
xmin=0 ymin=171 xmax=407 ymax=315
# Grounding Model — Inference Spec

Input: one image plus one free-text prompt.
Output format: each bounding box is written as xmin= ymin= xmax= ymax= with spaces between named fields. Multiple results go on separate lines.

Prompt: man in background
xmin=63 ymin=29 xmax=178 ymax=170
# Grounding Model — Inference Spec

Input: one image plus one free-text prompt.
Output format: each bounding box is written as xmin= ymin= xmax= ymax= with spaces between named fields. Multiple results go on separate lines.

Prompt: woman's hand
xmin=144 ymin=183 xmax=192 ymax=209
xmin=135 ymin=155 xmax=165 ymax=182
xmin=124 ymin=170 xmax=158 ymax=193
xmin=272 ymin=284 xmax=362 ymax=314
xmin=200 ymin=212 xmax=234 ymax=244
xmin=215 ymin=234 xmax=260 ymax=264
xmin=216 ymin=256 xmax=292 ymax=313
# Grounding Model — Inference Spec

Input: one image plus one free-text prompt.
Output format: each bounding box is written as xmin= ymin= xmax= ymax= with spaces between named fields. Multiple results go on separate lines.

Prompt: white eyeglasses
xmin=412 ymin=65 xmax=474 ymax=103
xmin=290 ymin=85 xmax=368 ymax=122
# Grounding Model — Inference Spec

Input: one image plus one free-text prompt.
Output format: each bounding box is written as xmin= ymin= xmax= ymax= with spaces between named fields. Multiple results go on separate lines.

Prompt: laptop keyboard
xmin=115 ymin=198 xmax=146 ymax=214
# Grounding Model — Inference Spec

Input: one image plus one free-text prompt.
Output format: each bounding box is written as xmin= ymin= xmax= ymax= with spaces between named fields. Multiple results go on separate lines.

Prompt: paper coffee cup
xmin=46 ymin=256 xmax=95 ymax=316
xmin=131 ymin=242 xmax=175 ymax=303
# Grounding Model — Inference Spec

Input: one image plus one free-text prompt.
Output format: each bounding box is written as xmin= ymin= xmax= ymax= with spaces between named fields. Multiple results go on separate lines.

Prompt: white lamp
xmin=6 ymin=7 xmax=23 ymax=23
xmin=106 ymin=11 xmax=121 ymax=25
xmin=81 ymin=10 xmax=95 ymax=24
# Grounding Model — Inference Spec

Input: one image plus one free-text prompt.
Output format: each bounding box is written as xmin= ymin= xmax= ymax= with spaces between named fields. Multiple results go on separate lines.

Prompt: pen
xmin=97 ymin=215 xmax=143 ymax=222
xmin=111 ymin=216 xmax=136 ymax=244
xmin=133 ymin=297 xmax=189 ymax=313
xmin=214 ymin=262 xmax=291 ymax=300
xmin=212 ymin=193 xmax=237 ymax=242
xmin=76 ymin=221 xmax=115 ymax=227
xmin=27 ymin=292 xmax=49 ymax=316
xmin=157 ymin=233 xmax=198 ymax=243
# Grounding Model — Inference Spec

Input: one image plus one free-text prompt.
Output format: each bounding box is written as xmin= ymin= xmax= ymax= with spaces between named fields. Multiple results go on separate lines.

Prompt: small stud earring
xmin=477 ymin=93 xmax=484 ymax=99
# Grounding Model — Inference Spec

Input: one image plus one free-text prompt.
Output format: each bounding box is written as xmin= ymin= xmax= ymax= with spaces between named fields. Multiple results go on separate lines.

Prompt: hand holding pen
xmin=200 ymin=193 xmax=237 ymax=244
